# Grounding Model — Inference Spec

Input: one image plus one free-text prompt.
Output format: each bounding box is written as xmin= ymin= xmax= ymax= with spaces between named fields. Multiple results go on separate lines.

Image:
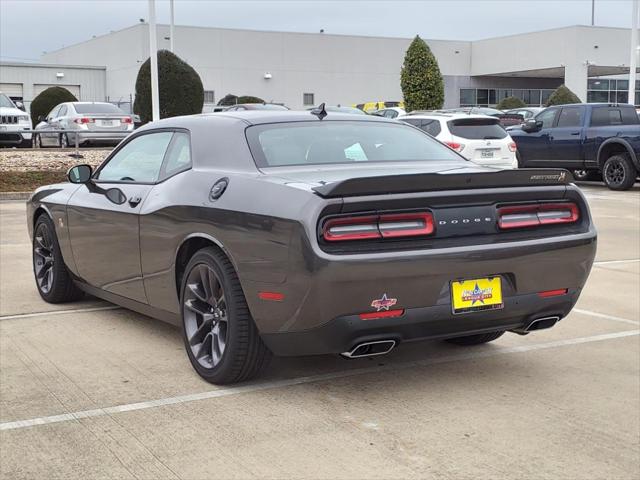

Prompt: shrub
xmin=236 ymin=95 xmax=264 ymax=104
xmin=30 ymin=86 xmax=77 ymax=127
xmin=545 ymin=85 xmax=581 ymax=106
xmin=400 ymin=35 xmax=444 ymax=112
xmin=218 ymin=94 xmax=238 ymax=106
xmin=496 ymin=96 xmax=526 ymax=110
xmin=133 ymin=50 xmax=204 ymax=124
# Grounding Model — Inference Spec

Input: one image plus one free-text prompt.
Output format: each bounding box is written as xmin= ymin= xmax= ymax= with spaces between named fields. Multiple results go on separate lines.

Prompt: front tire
xmin=32 ymin=214 xmax=84 ymax=303
xmin=603 ymin=154 xmax=637 ymax=191
xmin=445 ymin=331 xmax=505 ymax=346
xmin=180 ymin=247 xmax=271 ymax=384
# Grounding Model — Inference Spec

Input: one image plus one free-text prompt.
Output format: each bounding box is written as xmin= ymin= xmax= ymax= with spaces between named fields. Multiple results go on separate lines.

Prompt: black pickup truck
xmin=509 ymin=103 xmax=640 ymax=190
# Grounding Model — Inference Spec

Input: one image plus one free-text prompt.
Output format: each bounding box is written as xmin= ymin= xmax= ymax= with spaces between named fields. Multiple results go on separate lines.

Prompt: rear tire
xmin=445 ymin=331 xmax=505 ymax=346
xmin=180 ymin=247 xmax=272 ymax=384
xmin=603 ymin=154 xmax=636 ymax=191
xmin=32 ymin=214 xmax=84 ymax=303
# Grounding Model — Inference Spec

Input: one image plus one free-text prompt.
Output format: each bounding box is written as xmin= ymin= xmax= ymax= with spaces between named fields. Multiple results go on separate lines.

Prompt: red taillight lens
xmin=122 ymin=117 xmax=133 ymax=124
xmin=323 ymin=212 xmax=434 ymax=242
xmin=538 ymin=289 xmax=568 ymax=298
xmin=445 ymin=141 xmax=465 ymax=152
xmin=73 ymin=117 xmax=93 ymax=124
xmin=508 ymin=142 xmax=517 ymax=152
xmin=359 ymin=309 xmax=405 ymax=320
xmin=498 ymin=203 xmax=579 ymax=230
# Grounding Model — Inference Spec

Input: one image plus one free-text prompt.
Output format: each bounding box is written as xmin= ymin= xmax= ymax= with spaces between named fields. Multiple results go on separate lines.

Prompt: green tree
xmin=237 ymin=95 xmax=265 ymax=104
xmin=496 ymin=96 xmax=526 ymax=110
xmin=134 ymin=50 xmax=204 ymax=124
xmin=30 ymin=86 xmax=77 ymax=127
xmin=218 ymin=94 xmax=238 ymax=106
xmin=545 ymin=85 xmax=581 ymax=107
xmin=400 ymin=35 xmax=444 ymax=112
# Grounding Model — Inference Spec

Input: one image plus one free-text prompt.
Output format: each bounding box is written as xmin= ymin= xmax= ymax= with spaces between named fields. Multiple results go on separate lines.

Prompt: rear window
xmin=246 ymin=121 xmax=463 ymax=167
xmin=73 ymin=103 xmax=125 ymax=114
xmin=590 ymin=107 xmax=639 ymax=126
xmin=447 ymin=118 xmax=507 ymax=140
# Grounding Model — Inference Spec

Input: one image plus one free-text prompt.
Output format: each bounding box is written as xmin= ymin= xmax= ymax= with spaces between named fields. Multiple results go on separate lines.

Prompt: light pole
xmin=170 ymin=0 xmax=175 ymax=53
xmin=148 ymin=0 xmax=160 ymax=122
xmin=629 ymin=0 xmax=639 ymax=106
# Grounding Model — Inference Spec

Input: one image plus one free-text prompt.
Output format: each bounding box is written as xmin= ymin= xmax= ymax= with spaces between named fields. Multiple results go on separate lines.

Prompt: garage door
xmin=33 ymin=84 xmax=81 ymax=99
xmin=0 ymin=83 xmax=23 ymax=99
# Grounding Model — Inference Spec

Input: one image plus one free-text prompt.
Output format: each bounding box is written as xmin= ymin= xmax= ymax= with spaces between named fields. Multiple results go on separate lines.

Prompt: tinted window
xmin=536 ymin=108 xmax=558 ymax=128
xmin=556 ymin=107 xmax=584 ymax=127
xmin=74 ymin=103 xmax=125 ymax=114
xmin=160 ymin=132 xmax=191 ymax=179
xmin=97 ymin=131 xmax=173 ymax=183
xmin=247 ymin=121 xmax=463 ymax=167
xmin=447 ymin=119 xmax=507 ymax=139
xmin=420 ymin=120 xmax=441 ymax=136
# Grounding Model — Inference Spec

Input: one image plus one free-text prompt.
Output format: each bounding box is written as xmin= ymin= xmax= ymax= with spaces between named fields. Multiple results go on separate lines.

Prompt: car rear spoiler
xmin=312 ymin=168 xmax=573 ymax=198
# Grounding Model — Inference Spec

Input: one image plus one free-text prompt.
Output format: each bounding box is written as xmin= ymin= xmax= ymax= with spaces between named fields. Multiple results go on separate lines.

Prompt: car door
xmin=54 ymin=104 xmax=68 ymax=145
xmin=546 ymin=106 xmax=585 ymax=166
xmin=66 ymin=130 xmax=175 ymax=303
xmin=40 ymin=105 xmax=61 ymax=146
xmin=514 ymin=107 xmax=558 ymax=166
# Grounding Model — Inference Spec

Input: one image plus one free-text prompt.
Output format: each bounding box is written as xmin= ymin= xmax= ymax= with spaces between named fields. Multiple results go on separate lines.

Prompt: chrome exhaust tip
xmin=341 ymin=340 xmax=396 ymax=359
xmin=525 ymin=316 xmax=560 ymax=332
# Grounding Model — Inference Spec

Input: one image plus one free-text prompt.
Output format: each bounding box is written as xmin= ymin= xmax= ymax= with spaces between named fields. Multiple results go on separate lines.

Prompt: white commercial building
xmin=2 ymin=24 xmax=635 ymax=111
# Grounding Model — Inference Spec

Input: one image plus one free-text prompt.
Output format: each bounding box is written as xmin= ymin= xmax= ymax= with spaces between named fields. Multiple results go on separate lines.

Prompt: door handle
xmin=128 ymin=195 xmax=142 ymax=207
xmin=570 ymin=132 xmax=580 ymax=136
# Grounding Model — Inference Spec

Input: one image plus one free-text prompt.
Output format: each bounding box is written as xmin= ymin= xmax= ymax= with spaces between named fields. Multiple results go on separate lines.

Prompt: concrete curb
xmin=0 ymin=192 xmax=31 ymax=201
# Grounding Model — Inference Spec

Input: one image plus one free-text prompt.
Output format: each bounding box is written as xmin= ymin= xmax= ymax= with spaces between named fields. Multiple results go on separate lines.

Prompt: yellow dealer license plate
xmin=451 ymin=277 xmax=503 ymax=314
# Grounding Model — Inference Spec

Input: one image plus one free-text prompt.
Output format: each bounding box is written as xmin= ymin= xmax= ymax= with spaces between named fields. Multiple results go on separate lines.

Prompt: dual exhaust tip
xmin=342 ymin=316 xmax=561 ymax=358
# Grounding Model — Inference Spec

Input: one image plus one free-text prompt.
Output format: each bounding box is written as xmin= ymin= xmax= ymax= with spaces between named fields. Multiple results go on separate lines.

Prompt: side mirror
xmin=15 ymin=101 xmax=25 ymax=111
xmin=67 ymin=164 xmax=92 ymax=184
xmin=522 ymin=119 xmax=542 ymax=132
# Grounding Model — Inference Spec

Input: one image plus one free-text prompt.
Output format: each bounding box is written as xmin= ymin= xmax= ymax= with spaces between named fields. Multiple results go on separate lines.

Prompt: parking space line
xmin=0 ymin=305 xmax=121 ymax=321
xmin=1 ymin=329 xmax=637 ymax=432
xmin=573 ymin=308 xmax=640 ymax=326
xmin=593 ymin=259 xmax=640 ymax=266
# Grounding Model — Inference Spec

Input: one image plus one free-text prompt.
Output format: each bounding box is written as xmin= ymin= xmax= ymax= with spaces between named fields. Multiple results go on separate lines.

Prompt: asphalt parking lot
xmin=0 ymin=183 xmax=638 ymax=480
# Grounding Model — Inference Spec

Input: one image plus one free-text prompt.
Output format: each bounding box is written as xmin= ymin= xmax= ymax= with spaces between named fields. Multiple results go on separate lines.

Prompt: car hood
xmin=0 ymin=106 xmax=29 ymax=117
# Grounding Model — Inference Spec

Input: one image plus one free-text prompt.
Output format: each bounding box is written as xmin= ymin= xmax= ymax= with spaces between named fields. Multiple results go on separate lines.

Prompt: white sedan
xmin=398 ymin=112 xmax=518 ymax=169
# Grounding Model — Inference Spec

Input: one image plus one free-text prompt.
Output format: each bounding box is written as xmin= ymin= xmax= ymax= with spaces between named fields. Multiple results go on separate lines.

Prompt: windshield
xmin=0 ymin=93 xmax=15 ymax=109
xmin=246 ymin=121 xmax=464 ymax=167
xmin=74 ymin=103 xmax=125 ymax=114
xmin=448 ymin=118 xmax=508 ymax=140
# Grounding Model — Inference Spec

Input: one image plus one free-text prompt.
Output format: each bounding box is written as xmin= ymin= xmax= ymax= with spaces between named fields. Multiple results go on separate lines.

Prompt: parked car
xmin=434 ymin=107 xmax=524 ymax=127
xmin=27 ymin=110 xmax=596 ymax=384
xmin=352 ymin=101 xmax=404 ymax=113
xmin=34 ymin=102 xmax=134 ymax=148
xmin=202 ymin=105 xmax=227 ymax=113
xmin=509 ymin=103 xmax=640 ymax=190
xmin=399 ymin=113 xmax=517 ymax=169
xmin=0 ymin=92 xmax=32 ymax=148
xmin=372 ymin=107 xmax=406 ymax=118
xmin=225 ymin=103 xmax=289 ymax=111
xmin=505 ymin=107 xmax=545 ymax=120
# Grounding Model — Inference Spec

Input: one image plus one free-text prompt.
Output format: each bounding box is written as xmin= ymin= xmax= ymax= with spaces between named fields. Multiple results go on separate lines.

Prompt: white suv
xmin=0 ymin=92 xmax=32 ymax=148
xmin=398 ymin=112 xmax=517 ymax=169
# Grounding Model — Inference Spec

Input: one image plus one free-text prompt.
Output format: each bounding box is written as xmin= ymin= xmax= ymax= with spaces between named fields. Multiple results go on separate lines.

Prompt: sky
xmin=0 ymin=0 xmax=634 ymax=62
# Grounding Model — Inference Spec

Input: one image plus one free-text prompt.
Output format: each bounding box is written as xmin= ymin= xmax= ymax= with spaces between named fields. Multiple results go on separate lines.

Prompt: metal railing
xmin=20 ymin=129 xmax=121 ymax=158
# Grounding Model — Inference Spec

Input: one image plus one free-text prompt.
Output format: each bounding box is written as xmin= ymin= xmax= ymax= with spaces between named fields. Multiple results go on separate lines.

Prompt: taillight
xmin=73 ymin=117 xmax=94 ymax=124
xmin=323 ymin=212 xmax=434 ymax=242
xmin=498 ymin=203 xmax=579 ymax=230
xmin=445 ymin=141 xmax=465 ymax=152
xmin=122 ymin=117 xmax=133 ymax=124
xmin=508 ymin=142 xmax=517 ymax=152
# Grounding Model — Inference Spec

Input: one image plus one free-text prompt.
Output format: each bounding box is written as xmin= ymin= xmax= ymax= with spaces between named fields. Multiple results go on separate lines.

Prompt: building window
xmin=459 ymin=89 xmax=476 ymax=106
xmin=303 ymin=93 xmax=314 ymax=106
xmin=459 ymin=88 xmax=552 ymax=107
xmin=204 ymin=90 xmax=215 ymax=104
xmin=587 ymin=77 xmax=639 ymax=106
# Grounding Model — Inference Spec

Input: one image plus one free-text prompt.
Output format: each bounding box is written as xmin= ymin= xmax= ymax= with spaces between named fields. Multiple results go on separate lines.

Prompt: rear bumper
xmin=73 ymin=131 xmax=130 ymax=144
xmin=261 ymin=290 xmax=578 ymax=356
xmin=246 ymin=227 xmax=597 ymax=356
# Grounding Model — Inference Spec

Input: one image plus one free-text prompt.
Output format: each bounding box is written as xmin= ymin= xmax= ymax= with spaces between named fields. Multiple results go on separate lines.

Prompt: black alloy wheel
xmin=603 ymin=154 xmax=636 ymax=191
xmin=32 ymin=215 xmax=83 ymax=303
xmin=180 ymin=247 xmax=271 ymax=384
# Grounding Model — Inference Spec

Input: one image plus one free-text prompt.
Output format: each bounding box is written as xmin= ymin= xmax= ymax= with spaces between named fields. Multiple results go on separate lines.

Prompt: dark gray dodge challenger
xmin=27 ymin=110 xmax=597 ymax=384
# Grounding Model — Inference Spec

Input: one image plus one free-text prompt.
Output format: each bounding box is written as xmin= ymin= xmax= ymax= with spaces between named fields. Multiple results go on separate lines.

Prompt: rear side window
xmin=447 ymin=118 xmax=507 ymax=139
xmin=160 ymin=132 xmax=192 ymax=180
xmin=556 ymin=107 xmax=584 ymax=127
xmin=590 ymin=107 xmax=639 ymax=126
xmin=420 ymin=119 xmax=441 ymax=137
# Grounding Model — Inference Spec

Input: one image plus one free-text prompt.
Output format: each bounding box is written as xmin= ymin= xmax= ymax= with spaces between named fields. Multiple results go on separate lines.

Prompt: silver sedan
xmin=34 ymin=102 xmax=134 ymax=148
